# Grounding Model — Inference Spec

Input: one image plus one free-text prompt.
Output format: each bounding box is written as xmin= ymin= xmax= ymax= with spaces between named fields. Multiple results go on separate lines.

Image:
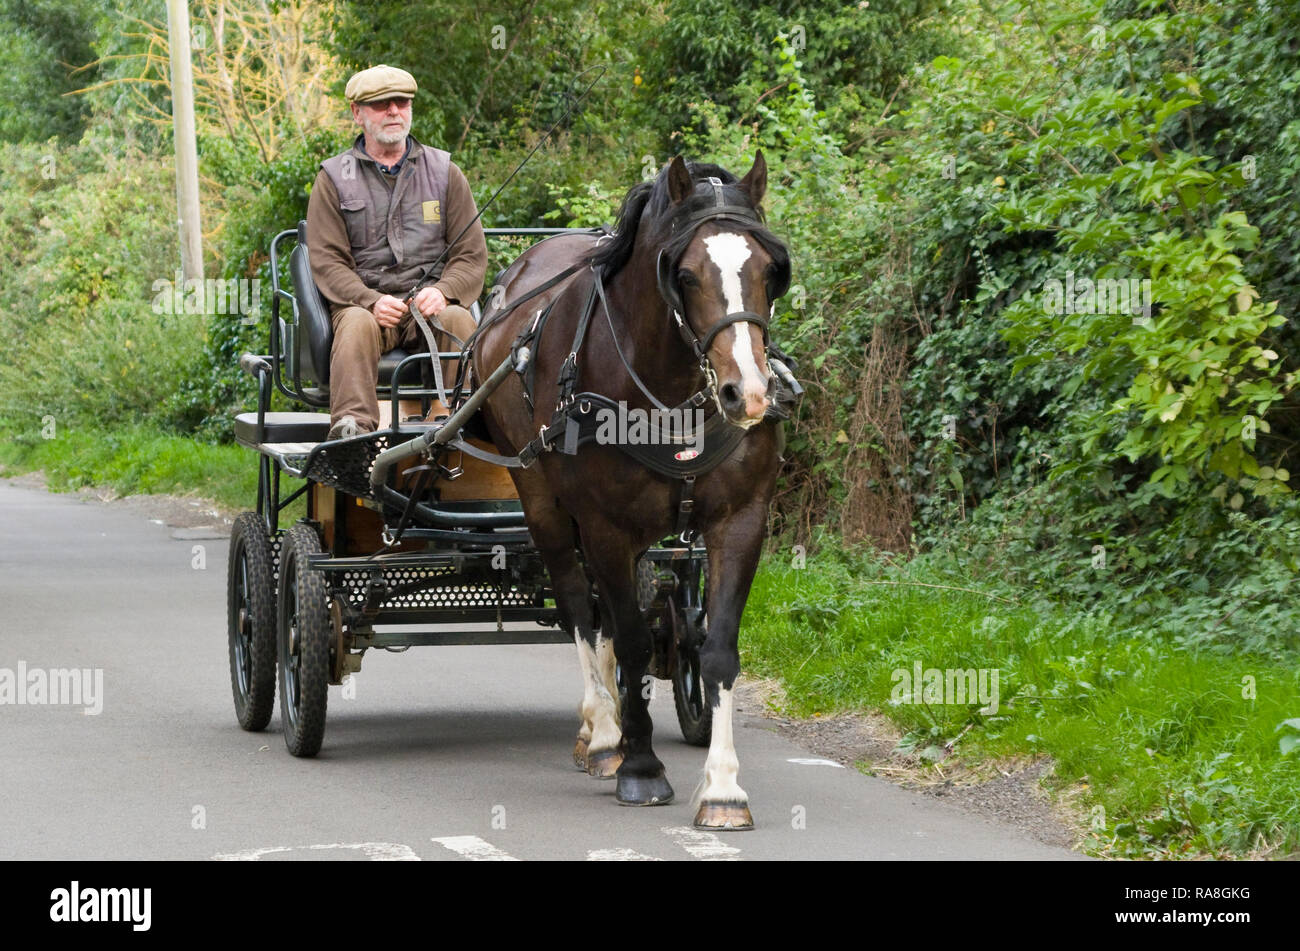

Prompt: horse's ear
xmin=667 ymin=155 xmax=692 ymax=204
xmin=739 ymin=150 xmax=767 ymax=205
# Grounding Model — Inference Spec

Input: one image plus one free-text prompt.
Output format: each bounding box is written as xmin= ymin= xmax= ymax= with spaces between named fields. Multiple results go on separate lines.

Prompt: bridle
xmin=470 ymin=168 xmax=801 ymax=486
xmin=654 ymin=177 xmax=791 ymax=371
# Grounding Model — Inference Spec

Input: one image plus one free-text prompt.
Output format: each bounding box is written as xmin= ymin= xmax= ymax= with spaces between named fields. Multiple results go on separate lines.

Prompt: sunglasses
xmin=361 ymin=97 xmax=412 ymax=112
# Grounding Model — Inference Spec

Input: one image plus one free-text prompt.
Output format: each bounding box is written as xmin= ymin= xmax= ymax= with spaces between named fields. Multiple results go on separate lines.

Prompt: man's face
xmin=351 ymin=97 xmax=412 ymax=146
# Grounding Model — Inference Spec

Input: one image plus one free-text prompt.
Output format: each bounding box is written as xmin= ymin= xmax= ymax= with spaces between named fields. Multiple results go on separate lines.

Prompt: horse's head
xmin=657 ymin=153 xmax=791 ymax=428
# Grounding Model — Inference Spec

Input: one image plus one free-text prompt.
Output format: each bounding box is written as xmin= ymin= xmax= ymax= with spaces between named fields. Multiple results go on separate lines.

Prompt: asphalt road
xmin=0 ymin=480 xmax=1079 ymax=861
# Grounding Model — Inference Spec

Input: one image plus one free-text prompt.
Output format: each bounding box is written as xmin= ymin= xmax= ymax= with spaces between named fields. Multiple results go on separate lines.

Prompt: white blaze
xmin=704 ymin=231 xmax=752 ymax=314
xmin=703 ymin=232 xmax=768 ymax=420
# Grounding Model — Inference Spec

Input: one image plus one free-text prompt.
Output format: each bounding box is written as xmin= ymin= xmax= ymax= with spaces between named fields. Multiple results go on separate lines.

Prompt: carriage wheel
xmin=277 ymin=523 xmax=330 ymax=757
xmin=672 ymin=556 xmax=713 ymax=746
xmin=227 ymin=512 xmax=277 ymax=731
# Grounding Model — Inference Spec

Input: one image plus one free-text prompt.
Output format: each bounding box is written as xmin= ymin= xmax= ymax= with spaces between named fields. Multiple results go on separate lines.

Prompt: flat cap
xmin=345 ymin=65 xmax=417 ymax=103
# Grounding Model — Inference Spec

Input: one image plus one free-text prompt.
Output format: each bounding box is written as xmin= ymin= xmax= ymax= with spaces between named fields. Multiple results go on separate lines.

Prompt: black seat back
xmin=289 ymin=220 xmax=334 ymax=386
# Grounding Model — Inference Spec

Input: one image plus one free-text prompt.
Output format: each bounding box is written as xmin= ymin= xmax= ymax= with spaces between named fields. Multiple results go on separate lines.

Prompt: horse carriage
xmin=226 ymin=153 xmax=800 ymax=828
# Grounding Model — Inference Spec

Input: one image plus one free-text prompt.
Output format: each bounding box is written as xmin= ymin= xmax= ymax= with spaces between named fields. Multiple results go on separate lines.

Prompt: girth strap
xmin=675 ymin=475 xmax=696 ymax=537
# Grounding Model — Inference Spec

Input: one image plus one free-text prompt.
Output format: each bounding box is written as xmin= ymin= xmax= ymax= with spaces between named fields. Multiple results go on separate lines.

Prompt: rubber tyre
xmin=227 ymin=511 xmax=277 ymax=731
xmin=277 ymin=523 xmax=330 ymax=757
xmin=672 ymin=557 xmax=713 ymax=746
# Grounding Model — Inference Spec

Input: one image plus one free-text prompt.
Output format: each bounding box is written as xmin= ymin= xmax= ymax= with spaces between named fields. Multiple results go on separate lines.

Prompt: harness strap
xmin=448 ymin=257 xmax=591 ymax=408
xmin=511 ymin=298 xmax=558 ymax=412
xmin=556 ymin=278 xmax=600 ymax=408
xmin=593 ymin=267 xmax=717 ymax=414
xmin=448 ymin=434 xmax=524 ymax=468
xmin=518 ymin=417 xmax=563 ymax=468
xmin=515 ymin=391 xmax=747 ymax=476
xmin=675 ymin=475 xmax=696 ymax=537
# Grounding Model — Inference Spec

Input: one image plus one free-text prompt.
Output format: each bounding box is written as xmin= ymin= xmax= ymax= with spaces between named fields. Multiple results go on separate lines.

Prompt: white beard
xmin=372 ymin=125 xmax=408 ymax=146
xmin=363 ymin=112 xmax=411 ymax=147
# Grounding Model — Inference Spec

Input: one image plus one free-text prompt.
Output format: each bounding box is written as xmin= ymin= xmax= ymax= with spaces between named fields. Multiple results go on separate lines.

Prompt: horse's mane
xmin=588 ymin=160 xmax=789 ymax=278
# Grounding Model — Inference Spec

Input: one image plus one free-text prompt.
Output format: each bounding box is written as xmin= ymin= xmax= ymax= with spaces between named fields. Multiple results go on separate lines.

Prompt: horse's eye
xmin=677 ymin=269 xmax=697 ymax=286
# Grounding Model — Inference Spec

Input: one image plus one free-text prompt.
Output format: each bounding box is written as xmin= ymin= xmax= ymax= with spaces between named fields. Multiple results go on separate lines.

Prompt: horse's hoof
xmin=616 ymin=772 xmax=674 ymax=806
xmin=694 ymin=800 xmax=754 ymax=830
xmin=573 ymin=737 xmax=589 ymax=770
xmin=586 ymin=748 xmax=623 ymax=779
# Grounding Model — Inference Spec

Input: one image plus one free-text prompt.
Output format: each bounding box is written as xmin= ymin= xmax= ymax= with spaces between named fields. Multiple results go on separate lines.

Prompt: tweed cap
xmin=345 ymin=65 xmax=417 ymax=103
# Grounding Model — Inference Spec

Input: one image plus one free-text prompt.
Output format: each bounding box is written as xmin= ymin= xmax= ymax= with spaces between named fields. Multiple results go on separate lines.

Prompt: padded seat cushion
xmin=235 ymin=411 xmax=332 ymax=447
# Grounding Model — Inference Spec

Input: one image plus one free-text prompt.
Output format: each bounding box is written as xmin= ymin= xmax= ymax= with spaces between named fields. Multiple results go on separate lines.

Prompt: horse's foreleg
xmin=575 ymin=600 xmax=623 ymax=778
xmin=594 ymin=595 xmax=622 ymax=721
xmin=516 ymin=490 xmax=620 ymax=776
xmin=693 ymin=508 xmax=767 ymax=830
xmin=582 ymin=527 xmax=674 ymax=806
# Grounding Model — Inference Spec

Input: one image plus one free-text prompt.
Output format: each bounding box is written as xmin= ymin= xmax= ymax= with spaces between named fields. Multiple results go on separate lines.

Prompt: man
xmin=307 ymin=64 xmax=487 ymax=438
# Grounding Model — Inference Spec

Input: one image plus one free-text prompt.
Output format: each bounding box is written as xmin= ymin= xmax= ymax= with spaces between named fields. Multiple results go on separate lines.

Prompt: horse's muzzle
xmin=718 ymin=373 xmax=773 ymax=427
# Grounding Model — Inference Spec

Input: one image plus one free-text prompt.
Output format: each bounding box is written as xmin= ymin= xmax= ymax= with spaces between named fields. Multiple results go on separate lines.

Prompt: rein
xmin=592 ymin=266 xmax=723 ymax=416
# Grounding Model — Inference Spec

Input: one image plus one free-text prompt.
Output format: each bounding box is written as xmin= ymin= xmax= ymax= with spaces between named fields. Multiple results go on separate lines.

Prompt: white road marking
xmin=215 ymin=828 xmax=742 ymax=863
xmin=787 ymin=757 xmax=846 ymax=768
xmin=212 ymin=842 xmax=420 ymax=861
xmin=587 ymin=848 xmax=664 ymax=861
xmin=430 ymin=835 xmax=520 ymax=861
xmin=663 ymin=826 xmax=742 ymax=861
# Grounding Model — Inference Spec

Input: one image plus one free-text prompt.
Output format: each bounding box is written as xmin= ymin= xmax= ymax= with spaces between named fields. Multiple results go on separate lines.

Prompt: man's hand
xmin=412 ymin=286 xmax=448 ymax=320
xmin=371 ymin=294 xmax=408 ymax=328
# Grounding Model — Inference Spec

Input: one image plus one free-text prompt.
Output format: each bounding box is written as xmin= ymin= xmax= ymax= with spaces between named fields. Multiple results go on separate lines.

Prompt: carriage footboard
xmin=305 ymin=548 xmax=562 ymax=636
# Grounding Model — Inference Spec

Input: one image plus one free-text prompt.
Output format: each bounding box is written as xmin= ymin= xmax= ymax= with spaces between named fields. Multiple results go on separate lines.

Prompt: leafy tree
xmin=0 ymin=0 xmax=109 ymax=142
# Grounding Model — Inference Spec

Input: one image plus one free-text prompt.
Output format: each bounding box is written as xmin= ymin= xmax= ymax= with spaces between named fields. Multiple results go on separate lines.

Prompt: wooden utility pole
xmin=166 ymin=0 xmax=203 ymax=282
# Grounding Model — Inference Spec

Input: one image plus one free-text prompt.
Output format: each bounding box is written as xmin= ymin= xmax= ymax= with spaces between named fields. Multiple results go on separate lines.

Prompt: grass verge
xmin=741 ymin=549 xmax=1300 ymax=858
xmin=0 ymin=419 xmax=258 ymax=514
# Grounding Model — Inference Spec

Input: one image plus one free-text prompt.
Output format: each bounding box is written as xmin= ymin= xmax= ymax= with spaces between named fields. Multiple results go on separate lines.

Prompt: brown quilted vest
xmin=320 ymin=134 xmax=450 ymax=295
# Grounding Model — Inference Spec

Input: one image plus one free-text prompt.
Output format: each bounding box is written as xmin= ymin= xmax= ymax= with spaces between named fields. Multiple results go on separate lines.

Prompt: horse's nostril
xmin=719 ymin=382 xmax=742 ymax=409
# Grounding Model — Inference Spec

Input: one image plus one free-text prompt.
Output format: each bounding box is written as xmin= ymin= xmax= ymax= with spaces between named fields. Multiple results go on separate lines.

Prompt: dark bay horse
xmin=473 ymin=153 xmax=791 ymax=829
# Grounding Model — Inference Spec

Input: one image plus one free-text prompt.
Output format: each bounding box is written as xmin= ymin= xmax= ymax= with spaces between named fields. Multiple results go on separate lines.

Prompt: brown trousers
xmin=329 ymin=303 xmax=477 ymax=432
